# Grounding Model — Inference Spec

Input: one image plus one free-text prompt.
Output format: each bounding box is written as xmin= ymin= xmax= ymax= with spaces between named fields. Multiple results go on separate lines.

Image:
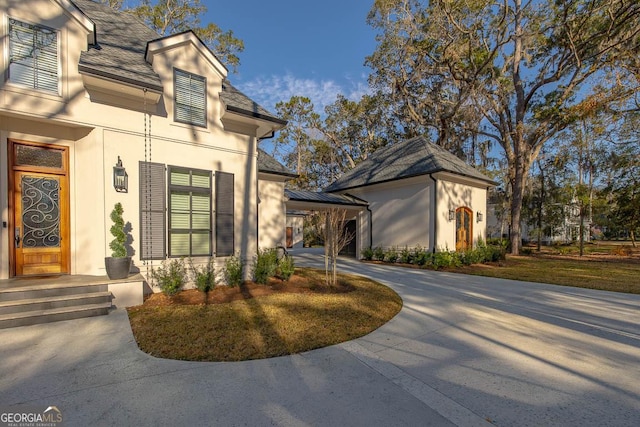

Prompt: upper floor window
xmin=9 ymin=19 xmax=59 ymax=94
xmin=174 ymin=69 xmax=206 ymax=127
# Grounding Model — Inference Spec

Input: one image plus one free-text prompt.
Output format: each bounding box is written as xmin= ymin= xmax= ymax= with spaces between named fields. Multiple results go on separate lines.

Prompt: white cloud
xmin=236 ymin=73 xmax=370 ymax=114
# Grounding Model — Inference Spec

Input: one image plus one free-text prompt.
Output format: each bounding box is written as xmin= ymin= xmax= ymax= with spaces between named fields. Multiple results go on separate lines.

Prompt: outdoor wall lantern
xmin=448 ymin=209 xmax=455 ymax=221
xmin=477 ymin=211 xmax=483 ymax=223
xmin=113 ymin=156 xmax=128 ymax=193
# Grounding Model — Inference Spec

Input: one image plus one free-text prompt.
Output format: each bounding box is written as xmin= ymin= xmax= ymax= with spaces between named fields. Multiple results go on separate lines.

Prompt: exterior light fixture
xmin=477 ymin=211 xmax=483 ymax=222
xmin=449 ymin=209 xmax=455 ymax=221
xmin=113 ymin=156 xmax=128 ymax=193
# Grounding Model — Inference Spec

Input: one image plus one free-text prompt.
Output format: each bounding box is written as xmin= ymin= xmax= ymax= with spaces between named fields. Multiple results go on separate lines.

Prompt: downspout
xmin=428 ymin=174 xmax=438 ymax=253
xmin=366 ymin=205 xmax=373 ymax=252
xmin=256 ymin=131 xmax=276 ymax=248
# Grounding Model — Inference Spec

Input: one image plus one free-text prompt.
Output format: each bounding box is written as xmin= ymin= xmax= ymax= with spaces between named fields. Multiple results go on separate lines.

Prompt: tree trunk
xmin=579 ymin=204 xmax=585 ymax=256
xmin=510 ymin=154 xmax=527 ymax=255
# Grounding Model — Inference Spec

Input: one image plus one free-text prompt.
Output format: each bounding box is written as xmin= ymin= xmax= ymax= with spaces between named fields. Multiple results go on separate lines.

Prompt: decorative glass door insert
xmin=21 ymin=176 xmax=61 ymax=248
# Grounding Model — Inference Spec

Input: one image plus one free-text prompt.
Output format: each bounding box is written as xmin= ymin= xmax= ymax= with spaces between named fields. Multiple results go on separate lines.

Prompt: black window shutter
xmin=215 ymin=171 xmax=234 ymax=257
xmin=140 ymin=162 xmax=166 ymax=260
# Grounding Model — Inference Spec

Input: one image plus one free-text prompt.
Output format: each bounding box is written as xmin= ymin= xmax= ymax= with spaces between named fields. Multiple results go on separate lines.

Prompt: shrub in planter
xmin=372 ymin=246 xmax=385 ymax=261
xmin=105 ymin=202 xmax=131 ymax=280
xmin=152 ymin=258 xmax=187 ymax=296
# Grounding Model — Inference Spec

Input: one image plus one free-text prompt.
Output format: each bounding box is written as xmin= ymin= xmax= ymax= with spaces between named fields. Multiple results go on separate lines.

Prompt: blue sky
xmin=203 ymin=1 xmax=377 ymax=114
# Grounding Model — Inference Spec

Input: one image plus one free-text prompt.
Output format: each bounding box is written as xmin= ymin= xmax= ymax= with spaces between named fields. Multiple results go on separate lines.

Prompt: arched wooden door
xmin=455 ymin=207 xmax=473 ymax=251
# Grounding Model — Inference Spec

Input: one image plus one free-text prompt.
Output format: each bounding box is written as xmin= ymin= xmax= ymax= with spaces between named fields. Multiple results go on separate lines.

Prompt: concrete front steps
xmin=0 ymin=281 xmax=113 ymax=329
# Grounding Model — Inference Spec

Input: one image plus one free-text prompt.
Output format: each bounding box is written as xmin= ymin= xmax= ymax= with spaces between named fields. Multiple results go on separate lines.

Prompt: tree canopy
xmin=365 ymin=0 xmax=640 ymax=253
xmin=100 ymin=0 xmax=244 ymax=72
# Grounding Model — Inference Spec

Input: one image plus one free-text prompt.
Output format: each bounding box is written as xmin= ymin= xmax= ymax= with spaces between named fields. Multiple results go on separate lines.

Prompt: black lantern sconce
xmin=477 ymin=211 xmax=483 ymax=223
xmin=448 ymin=209 xmax=455 ymax=221
xmin=113 ymin=156 xmax=128 ymax=193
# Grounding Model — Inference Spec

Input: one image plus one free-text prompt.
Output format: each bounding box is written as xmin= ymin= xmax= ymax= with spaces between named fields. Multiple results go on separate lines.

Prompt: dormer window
xmin=9 ymin=19 xmax=59 ymax=94
xmin=174 ymin=69 xmax=206 ymax=127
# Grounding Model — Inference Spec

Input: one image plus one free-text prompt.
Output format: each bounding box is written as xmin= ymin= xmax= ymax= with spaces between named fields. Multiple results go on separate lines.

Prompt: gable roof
xmin=71 ymin=0 xmax=282 ymax=124
xmin=74 ymin=0 xmax=163 ymax=91
xmin=325 ymin=136 xmax=496 ymax=192
xmin=257 ymin=149 xmax=296 ymax=177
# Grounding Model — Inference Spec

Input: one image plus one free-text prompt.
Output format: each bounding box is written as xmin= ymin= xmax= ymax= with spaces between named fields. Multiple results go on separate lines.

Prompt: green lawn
xmin=456 ymin=253 xmax=640 ymax=294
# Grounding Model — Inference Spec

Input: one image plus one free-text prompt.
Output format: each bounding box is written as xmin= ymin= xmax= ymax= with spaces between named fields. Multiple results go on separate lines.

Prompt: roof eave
xmin=326 ymin=169 xmax=496 ymax=193
xmin=226 ymin=105 xmax=288 ymax=126
xmin=78 ymin=65 xmax=164 ymax=93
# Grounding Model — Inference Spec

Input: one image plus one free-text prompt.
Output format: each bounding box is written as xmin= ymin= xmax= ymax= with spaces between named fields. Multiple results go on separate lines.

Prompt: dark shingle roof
xmin=257 ymin=149 xmax=296 ymax=177
xmin=73 ymin=0 xmax=163 ymax=91
xmin=221 ymin=81 xmax=287 ymax=125
xmin=285 ymin=190 xmax=369 ymax=207
xmin=72 ymin=0 xmax=283 ymax=124
xmin=325 ymin=136 xmax=496 ymax=192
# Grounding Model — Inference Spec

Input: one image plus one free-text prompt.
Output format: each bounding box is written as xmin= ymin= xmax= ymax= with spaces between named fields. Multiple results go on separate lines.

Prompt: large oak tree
xmin=367 ymin=0 xmax=640 ymax=253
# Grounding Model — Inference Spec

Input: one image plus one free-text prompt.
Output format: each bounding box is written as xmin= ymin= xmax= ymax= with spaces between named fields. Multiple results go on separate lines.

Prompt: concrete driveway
xmin=1 ymin=250 xmax=639 ymax=426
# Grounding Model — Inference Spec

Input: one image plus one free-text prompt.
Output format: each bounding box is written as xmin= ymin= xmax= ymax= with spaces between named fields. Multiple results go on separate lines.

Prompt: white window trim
xmin=6 ymin=16 xmax=61 ymax=96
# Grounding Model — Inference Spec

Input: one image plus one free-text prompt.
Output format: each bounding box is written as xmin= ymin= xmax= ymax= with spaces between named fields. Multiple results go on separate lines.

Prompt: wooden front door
xmin=10 ymin=141 xmax=70 ymax=276
xmin=286 ymin=227 xmax=293 ymax=248
xmin=455 ymin=207 xmax=473 ymax=251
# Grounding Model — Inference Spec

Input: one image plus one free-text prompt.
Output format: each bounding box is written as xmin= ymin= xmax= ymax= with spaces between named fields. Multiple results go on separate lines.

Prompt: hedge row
xmin=361 ymin=243 xmax=506 ymax=270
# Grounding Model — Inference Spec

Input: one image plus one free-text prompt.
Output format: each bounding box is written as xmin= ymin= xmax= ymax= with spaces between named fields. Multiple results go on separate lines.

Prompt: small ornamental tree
xmin=109 ymin=202 xmax=127 ymax=258
xmin=320 ymin=208 xmax=355 ymax=286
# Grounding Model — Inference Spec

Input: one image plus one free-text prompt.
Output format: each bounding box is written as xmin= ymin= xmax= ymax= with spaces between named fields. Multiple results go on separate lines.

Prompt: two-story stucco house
xmin=0 ymin=0 xmax=291 ymax=317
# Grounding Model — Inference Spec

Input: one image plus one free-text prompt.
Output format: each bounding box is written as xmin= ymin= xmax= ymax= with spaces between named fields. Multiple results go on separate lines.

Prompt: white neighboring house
xmin=487 ymin=195 xmax=591 ymax=245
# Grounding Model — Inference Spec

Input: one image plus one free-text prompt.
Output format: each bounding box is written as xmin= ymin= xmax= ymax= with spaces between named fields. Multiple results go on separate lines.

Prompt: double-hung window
xmin=174 ymin=69 xmax=206 ymax=127
xmin=168 ymin=167 xmax=212 ymax=257
xmin=9 ymin=18 xmax=59 ymax=94
xmin=140 ymin=163 xmax=233 ymax=259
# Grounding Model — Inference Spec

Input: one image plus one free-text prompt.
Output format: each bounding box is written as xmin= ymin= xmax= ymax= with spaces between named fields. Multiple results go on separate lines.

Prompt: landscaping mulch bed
xmin=128 ymin=269 xmax=401 ymax=362
xmin=142 ymin=274 xmax=355 ymax=307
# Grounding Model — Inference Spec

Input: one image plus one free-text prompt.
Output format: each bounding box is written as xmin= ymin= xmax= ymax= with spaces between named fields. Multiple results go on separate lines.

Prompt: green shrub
xmin=399 ymin=246 xmax=412 ymax=264
xmin=413 ymin=246 xmax=431 ymax=266
xmin=373 ymin=246 xmax=385 ymax=261
xmin=252 ymin=248 xmax=278 ymax=284
xmin=384 ymin=247 xmax=399 ymax=263
xmin=278 ymin=255 xmax=295 ymax=281
xmin=152 ymin=258 xmax=187 ymax=296
xmin=361 ymin=247 xmax=374 ymax=261
xmin=432 ymin=251 xmax=461 ymax=270
xmin=190 ymin=258 xmax=217 ymax=292
xmin=224 ymin=254 xmax=244 ymax=287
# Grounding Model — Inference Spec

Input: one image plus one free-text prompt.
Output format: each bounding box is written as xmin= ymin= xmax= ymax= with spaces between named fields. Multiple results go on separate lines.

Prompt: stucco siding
xmin=0 ymin=0 xmax=276 ymax=282
xmin=258 ymin=179 xmax=286 ymax=249
xmin=350 ymin=176 xmax=433 ymax=250
xmin=436 ymin=173 xmax=489 ymax=250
